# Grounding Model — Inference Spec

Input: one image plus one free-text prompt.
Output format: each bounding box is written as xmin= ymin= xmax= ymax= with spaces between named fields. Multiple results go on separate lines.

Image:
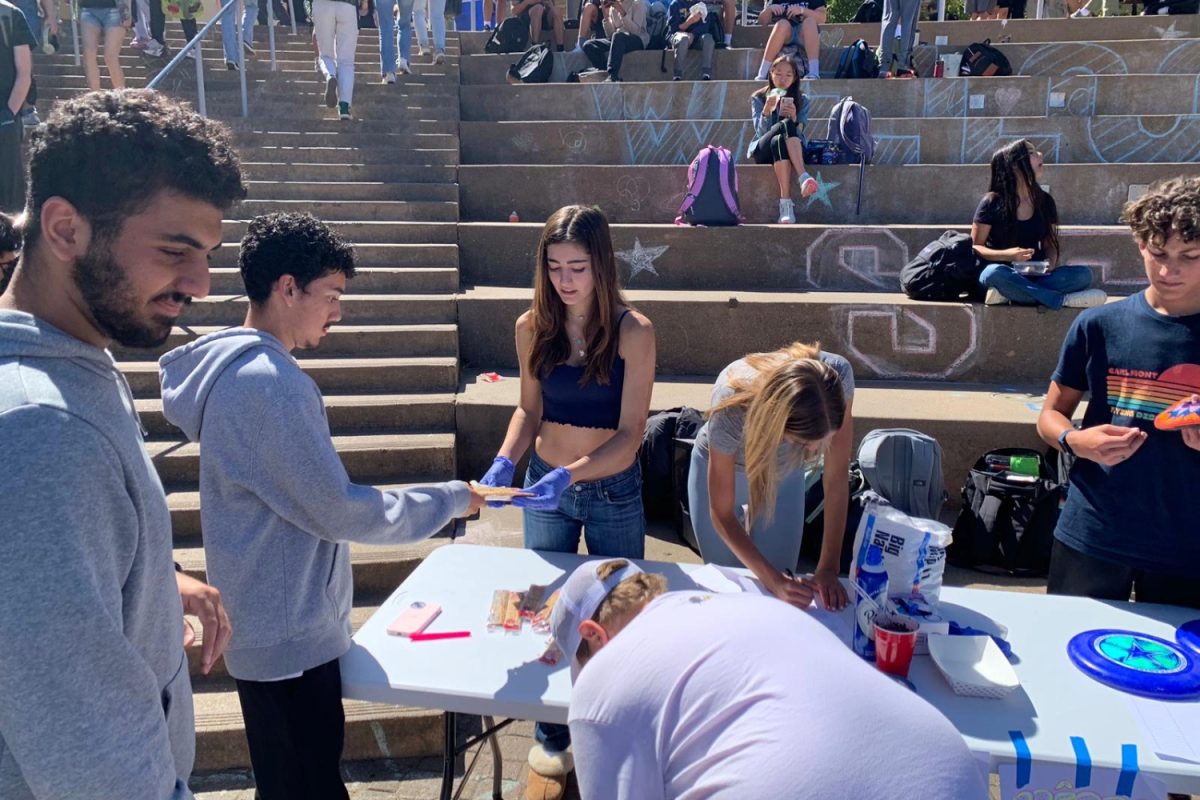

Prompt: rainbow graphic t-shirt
xmin=1050 ymin=291 xmax=1200 ymax=575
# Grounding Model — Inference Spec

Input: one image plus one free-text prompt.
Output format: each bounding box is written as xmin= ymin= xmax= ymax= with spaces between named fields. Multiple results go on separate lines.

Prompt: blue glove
xmin=512 ymin=467 xmax=573 ymax=511
xmin=478 ymin=456 xmax=515 ymax=509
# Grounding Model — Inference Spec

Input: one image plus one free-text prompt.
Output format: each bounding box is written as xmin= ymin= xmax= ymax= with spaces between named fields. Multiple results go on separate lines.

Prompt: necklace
xmin=571 ymin=313 xmax=589 ymax=358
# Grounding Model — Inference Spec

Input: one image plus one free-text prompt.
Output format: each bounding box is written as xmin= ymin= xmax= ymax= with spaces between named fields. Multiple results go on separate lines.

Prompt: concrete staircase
xmin=29 ymin=8 xmax=1200 ymax=784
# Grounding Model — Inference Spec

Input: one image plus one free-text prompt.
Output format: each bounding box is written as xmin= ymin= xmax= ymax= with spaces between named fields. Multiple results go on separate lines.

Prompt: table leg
xmin=441 ymin=711 xmax=456 ymax=800
xmin=483 ymin=715 xmax=503 ymax=800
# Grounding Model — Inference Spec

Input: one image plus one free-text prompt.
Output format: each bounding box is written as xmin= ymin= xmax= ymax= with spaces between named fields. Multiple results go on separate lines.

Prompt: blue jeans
xmin=221 ymin=0 xmax=258 ymax=64
xmin=686 ymin=444 xmax=815 ymax=573
xmin=523 ymin=451 xmax=645 ymax=753
xmin=979 ymin=263 xmax=1093 ymax=310
xmin=377 ymin=0 xmax=415 ymax=73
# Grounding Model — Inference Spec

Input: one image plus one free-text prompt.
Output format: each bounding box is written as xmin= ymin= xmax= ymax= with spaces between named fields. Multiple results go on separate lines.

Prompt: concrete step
xmin=455 ymin=372 xmax=1054 ymax=508
xmin=140 ymin=391 xmax=457 ymax=438
xmin=238 ymin=164 xmax=458 ymax=189
xmin=224 ymin=117 xmax=459 ymax=135
xmin=458 ymin=286 xmax=1084 ymax=384
xmin=462 ymin=114 xmax=1200 ymax=167
xmin=210 ymin=242 xmax=457 ymax=268
xmin=121 ymin=355 xmax=459 ymax=398
xmin=118 ymin=322 xmax=459 ymax=360
xmin=172 ymin=294 xmax=456 ymax=326
xmin=246 ymin=180 xmax=457 ymax=201
xmin=459 ymin=222 xmax=1147 ymax=294
xmin=235 ymin=129 xmax=457 ymax=148
xmin=222 ymin=219 xmax=459 ymax=244
xmin=167 ymin=481 xmax=455 ymax=543
xmin=459 ymin=73 xmax=1200 ymax=122
xmin=151 ymin=430 xmax=456 ymax=487
xmin=241 ymin=145 xmax=459 ymax=166
xmin=206 ymin=265 xmax=459 ymax=293
xmin=192 ymin=675 xmax=441 ymax=771
xmin=234 ymin=198 xmax=460 ymax=222
xmin=459 ymin=162 xmax=1185 ymax=226
xmin=459 ymin=37 xmax=1200 ymax=84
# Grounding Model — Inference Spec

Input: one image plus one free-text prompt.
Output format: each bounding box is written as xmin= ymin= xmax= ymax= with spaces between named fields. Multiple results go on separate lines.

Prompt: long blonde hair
xmin=528 ymin=205 xmax=628 ymax=386
xmin=710 ymin=342 xmax=846 ymax=527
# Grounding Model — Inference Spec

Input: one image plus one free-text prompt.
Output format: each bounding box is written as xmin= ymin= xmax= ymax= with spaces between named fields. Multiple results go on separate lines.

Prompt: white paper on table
xmin=1127 ymin=695 xmax=1200 ymax=765
xmin=998 ymin=762 xmax=1167 ymax=800
xmin=688 ymin=564 xmax=772 ymax=597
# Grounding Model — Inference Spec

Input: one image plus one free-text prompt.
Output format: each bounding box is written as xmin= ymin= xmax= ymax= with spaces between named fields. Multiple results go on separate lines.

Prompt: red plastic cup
xmin=874 ymin=616 xmax=920 ymax=678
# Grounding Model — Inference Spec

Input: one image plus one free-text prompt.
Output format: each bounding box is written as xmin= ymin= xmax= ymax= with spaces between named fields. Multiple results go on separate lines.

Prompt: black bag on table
xmin=949 ymin=448 xmax=1061 ymax=577
xmin=899 ymin=230 xmax=984 ymax=301
xmin=487 ymin=15 xmax=530 ymax=53
xmin=508 ymin=42 xmax=554 ymax=83
xmin=958 ymin=39 xmax=1013 ymax=76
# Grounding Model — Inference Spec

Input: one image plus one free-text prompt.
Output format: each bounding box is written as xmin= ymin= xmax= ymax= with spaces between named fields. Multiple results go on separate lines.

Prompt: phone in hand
xmin=387 ymin=602 xmax=442 ymax=637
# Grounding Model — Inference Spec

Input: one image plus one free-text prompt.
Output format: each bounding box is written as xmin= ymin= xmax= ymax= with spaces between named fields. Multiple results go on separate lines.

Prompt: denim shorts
xmin=521 ymin=451 xmax=645 ymax=560
xmin=80 ymin=6 xmax=124 ymax=29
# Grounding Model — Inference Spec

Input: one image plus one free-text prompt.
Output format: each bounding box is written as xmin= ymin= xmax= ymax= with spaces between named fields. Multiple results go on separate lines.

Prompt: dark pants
xmin=750 ymin=118 xmax=800 ymax=164
xmin=0 ymin=113 xmax=24 ymax=214
xmin=1047 ymin=538 xmax=1200 ymax=609
xmin=257 ymin=0 xmax=292 ymax=24
xmin=234 ymin=658 xmax=351 ymax=800
xmin=582 ymin=30 xmax=645 ymax=78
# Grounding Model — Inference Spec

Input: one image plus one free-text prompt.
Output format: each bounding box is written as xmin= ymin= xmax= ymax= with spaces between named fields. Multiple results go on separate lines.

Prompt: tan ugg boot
xmin=526 ymin=743 xmax=573 ymax=800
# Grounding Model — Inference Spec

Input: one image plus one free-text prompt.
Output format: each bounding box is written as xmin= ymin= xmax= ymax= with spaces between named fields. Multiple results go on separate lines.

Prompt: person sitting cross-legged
xmin=581 ymin=0 xmax=649 ymax=81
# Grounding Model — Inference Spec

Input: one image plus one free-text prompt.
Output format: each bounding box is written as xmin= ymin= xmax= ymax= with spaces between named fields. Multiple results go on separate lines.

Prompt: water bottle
xmin=852 ymin=545 xmax=889 ymax=661
xmin=984 ymin=454 xmax=1040 ymax=477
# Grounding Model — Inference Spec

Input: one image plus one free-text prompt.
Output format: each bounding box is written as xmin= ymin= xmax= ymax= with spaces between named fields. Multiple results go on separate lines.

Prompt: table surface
xmin=341 ymin=543 xmax=1200 ymax=792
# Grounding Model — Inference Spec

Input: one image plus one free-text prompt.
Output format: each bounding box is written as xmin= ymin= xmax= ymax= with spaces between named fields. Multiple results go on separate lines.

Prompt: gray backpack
xmin=856 ymin=428 xmax=946 ymax=520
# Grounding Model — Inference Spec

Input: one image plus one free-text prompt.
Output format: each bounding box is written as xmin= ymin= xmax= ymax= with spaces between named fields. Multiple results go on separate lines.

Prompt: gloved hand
xmin=478 ymin=455 xmax=515 ymax=508
xmin=512 ymin=467 xmax=573 ymax=511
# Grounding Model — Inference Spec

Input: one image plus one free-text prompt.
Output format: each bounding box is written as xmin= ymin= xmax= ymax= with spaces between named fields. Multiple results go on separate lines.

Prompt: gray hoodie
xmin=158 ymin=328 xmax=470 ymax=681
xmin=0 ymin=310 xmax=194 ymax=800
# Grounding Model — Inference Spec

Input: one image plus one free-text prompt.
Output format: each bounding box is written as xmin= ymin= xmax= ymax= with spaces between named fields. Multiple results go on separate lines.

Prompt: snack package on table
xmin=851 ymin=494 xmax=952 ymax=605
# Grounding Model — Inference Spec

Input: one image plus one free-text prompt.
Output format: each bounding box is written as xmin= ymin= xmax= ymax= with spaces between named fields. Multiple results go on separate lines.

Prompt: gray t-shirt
xmin=693 ymin=352 xmax=855 ymax=471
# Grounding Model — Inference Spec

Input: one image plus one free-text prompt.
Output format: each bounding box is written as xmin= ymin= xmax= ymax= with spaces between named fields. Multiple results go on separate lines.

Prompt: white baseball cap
xmin=549 ymin=559 xmax=645 ymax=682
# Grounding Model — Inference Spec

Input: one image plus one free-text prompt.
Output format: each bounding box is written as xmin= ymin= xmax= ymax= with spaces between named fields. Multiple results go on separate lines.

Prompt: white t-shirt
xmin=568 ymin=592 xmax=987 ymax=800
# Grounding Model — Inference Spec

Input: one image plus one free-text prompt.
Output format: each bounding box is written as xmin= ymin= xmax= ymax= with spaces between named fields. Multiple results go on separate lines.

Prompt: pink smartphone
xmin=387 ymin=602 xmax=442 ymax=637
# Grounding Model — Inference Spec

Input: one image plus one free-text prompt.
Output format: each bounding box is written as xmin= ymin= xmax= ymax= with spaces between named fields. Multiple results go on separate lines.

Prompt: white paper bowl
xmin=927 ymin=634 xmax=1020 ymax=699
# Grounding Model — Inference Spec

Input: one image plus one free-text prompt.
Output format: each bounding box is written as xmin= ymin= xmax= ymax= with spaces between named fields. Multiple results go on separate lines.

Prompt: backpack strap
xmin=675 ymin=146 xmax=713 ymax=223
xmin=713 ymin=147 xmax=741 ymax=221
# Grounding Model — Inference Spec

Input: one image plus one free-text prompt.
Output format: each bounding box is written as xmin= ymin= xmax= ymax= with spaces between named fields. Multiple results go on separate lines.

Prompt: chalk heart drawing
xmin=616 ymin=175 xmax=650 ymax=213
xmin=805 ymin=228 xmax=909 ymax=290
xmin=616 ymin=238 xmax=669 ymax=280
xmin=839 ymin=306 xmax=980 ymax=380
xmin=560 ymin=128 xmax=587 ymax=155
xmin=994 ymin=87 xmax=1022 ymax=116
xmin=511 ymin=130 xmax=536 ymax=153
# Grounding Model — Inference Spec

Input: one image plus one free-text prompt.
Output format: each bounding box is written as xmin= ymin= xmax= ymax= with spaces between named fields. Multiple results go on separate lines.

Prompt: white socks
xmin=807 ymin=57 xmax=820 ymax=78
xmin=724 ymin=32 xmax=732 ymax=46
xmin=756 ymin=59 xmax=771 ymax=80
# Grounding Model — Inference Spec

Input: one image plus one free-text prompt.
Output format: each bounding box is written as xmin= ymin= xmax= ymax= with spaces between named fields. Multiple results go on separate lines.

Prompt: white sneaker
xmin=416 ymin=45 xmax=426 ymax=58
xmin=1062 ymin=288 xmax=1107 ymax=308
xmin=777 ymin=198 xmax=796 ymax=224
xmin=383 ymin=71 xmax=396 ymax=84
xmin=984 ymin=288 xmax=1010 ymax=305
xmin=397 ymin=58 xmax=412 ymax=75
xmin=434 ymin=49 xmax=445 ymax=65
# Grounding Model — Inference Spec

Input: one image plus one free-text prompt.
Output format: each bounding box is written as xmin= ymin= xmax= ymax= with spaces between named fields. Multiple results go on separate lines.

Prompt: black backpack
xmin=949 ymin=448 xmax=1061 ymax=576
xmin=958 ymin=39 xmax=1012 ymax=77
xmin=487 ymin=16 xmax=530 ymax=54
xmin=640 ymin=407 xmax=704 ymax=522
xmin=834 ymin=39 xmax=879 ymax=79
xmin=799 ymin=461 xmax=870 ymax=574
xmin=851 ymin=0 xmax=883 ymax=22
xmin=899 ymin=230 xmax=984 ymax=302
xmin=508 ymin=43 xmax=554 ymax=84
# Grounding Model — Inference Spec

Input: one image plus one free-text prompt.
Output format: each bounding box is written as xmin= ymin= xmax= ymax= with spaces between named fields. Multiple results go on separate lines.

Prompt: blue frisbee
xmin=1178 ymin=619 xmax=1200 ymax=659
xmin=1067 ymin=629 xmax=1200 ymax=700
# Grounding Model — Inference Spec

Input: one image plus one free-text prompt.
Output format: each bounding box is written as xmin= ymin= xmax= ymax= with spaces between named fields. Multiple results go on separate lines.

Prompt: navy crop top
xmin=540 ymin=311 xmax=630 ymax=430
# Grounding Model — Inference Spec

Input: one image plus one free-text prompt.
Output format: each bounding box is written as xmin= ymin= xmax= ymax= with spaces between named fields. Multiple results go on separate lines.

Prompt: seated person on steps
xmin=581 ymin=0 xmax=649 ymax=82
xmin=666 ymin=0 xmax=716 ymax=80
xmin=973 ymin=139 xmax=1107 ymax=310
xmin=755 ymin=0 xmax=824 ymax=80
xmin=747 ymin=57 xmax=818 ymax=224
xmin=512 ymin=0 xmax=566 ymax=50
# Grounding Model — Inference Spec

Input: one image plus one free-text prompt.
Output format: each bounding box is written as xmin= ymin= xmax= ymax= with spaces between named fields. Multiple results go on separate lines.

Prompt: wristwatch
xmin=1058 ymin=428 xmax=1075 ymax=457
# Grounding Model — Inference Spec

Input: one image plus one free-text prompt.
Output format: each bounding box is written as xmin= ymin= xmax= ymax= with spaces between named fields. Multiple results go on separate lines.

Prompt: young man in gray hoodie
xmin=159 ymin=212 xmax=485 ymax=800
xmin=0 ymin=91 xmax=246 ymax=800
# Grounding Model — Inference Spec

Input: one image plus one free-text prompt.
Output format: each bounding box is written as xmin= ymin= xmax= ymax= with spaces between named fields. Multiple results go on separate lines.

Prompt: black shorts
xmin=520 ymin=3 xmax=555 ymax=29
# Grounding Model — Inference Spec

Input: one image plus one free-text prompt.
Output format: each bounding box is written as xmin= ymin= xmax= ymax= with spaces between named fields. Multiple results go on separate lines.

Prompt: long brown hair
xmin=528 ymin=205 xmax=628 ymax=386
xmin=710 ymin=342 xmax=846 ymax=527
xmin=751 ymin=55 xmax=805 ymax=111
xmin=987 ymin=139 xmax=1060 ymax=259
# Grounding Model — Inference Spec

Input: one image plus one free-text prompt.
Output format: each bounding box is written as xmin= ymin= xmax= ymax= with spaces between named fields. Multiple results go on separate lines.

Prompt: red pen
xmin=409 ymin=631 xmax=472 ymax=642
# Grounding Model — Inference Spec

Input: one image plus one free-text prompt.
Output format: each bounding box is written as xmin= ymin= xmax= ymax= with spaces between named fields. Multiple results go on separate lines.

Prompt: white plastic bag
xmin=850 ymin=493 xmax=951 ymax=604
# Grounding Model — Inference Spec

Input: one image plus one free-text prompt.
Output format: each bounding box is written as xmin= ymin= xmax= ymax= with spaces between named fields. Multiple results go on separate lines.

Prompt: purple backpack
xmin=675 ymin=145 xmax=742 ymax=226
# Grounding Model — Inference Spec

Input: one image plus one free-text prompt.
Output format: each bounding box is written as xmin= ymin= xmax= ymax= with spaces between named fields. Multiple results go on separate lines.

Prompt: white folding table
xmin=340 ymin=543 xmax=1200 ymax=800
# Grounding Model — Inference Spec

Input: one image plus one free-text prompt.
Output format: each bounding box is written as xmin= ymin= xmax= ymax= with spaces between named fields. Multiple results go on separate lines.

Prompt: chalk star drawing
xmin=1152 ymin=21 xmax=1186 ymax=40
xmin=804 ymin=171 xmax=839 ymax=210
xmin=616 ymin=238 xmax=669 ymax=279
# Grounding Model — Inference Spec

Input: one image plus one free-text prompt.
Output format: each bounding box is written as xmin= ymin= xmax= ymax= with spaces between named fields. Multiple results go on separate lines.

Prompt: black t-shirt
xmin=1050 ymin=291 xmax=1200 ymax=575
xmin=0 ymin=1 xmax=36 ymax=112
xmin=973 ymin=192 xmax=1054 ymax=261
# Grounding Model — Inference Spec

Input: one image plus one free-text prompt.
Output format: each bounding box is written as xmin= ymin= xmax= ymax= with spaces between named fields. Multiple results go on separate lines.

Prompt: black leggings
xmin=750 ymin=118 xmax=801 ymax=165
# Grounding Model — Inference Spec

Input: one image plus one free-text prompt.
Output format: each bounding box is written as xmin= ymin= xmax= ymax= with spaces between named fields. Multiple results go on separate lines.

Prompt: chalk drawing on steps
xmin=924 ymin=80 xmax=968 ymax=119
xmin=960 ymin=118 xmax=1063 ymax=164
xmin=624 ymin=120 xmax=749 ymax=166
xmin=616 ymin=174 xmax=651 ymax=213
xmin=510 ymin=130 xmax=537 ymax=153
xmin=1017 ymin=42 xmax=1128 ymax=77
xmin=1086 ymin=115 xmax=1200 ymax=164
xmin=805 ymin=228 xmax=908 ymax=289
xmin=1058 ymin=229 xmax=1149 ymax=289
xmin=871 ymin=134 xmax=921 ymax=165
xmin=804 ymin=171 xmax=839 ymax=210
xmin=1047 ymin=74 xmax=1097 ymax=118
xmin=840 ymin=306 xmax=980 ymax=380
xmin=616 ymin=238 xmax=669 ymax=280
xmin=560 ymin=127 xmax=587 ymax=156
xmin=1159 ymin=39 xmax=1200 ymax=77
xmin=1151 ymin=21 xmax=1186 ymax=40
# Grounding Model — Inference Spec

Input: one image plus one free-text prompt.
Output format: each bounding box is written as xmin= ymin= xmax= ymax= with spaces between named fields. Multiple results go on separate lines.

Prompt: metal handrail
xmin=70 ymin=0 xmax=81 ymax=65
